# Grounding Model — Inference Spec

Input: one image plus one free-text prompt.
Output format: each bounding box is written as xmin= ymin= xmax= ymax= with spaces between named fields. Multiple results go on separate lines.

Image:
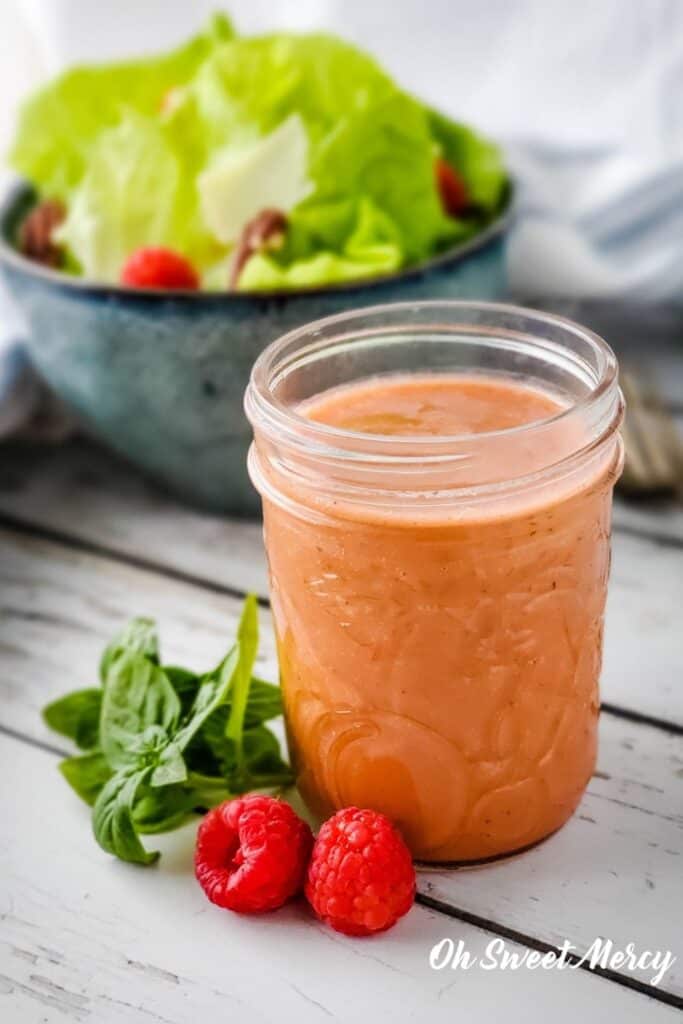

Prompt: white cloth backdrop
xmin=1 ymin=0 xmax=682 ymax=434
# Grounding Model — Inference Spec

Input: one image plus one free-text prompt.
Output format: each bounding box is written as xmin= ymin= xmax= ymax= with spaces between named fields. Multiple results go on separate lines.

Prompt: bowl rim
xmin=0 ymin=179 xmax=512 ymax=303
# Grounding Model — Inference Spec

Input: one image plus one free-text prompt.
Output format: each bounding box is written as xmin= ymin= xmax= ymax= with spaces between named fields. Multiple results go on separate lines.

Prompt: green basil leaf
xmin=133 ymin=784 xmax=196 ymax=834
xmin=189 ymin=706 xmax=231 ymax=773
xmin=48 ymin=596 xmax=291 ymax=865
xmin=163 ymin=665 xmax=200 ymax=715
xmin=225 ymin=595 xmax=259 ymax=779
xmin=100 ymin=617 xmax=159 ymax=685
xmin=43 ymin=688 xmax=102 ymax=749
xmin=243 ymin=725 xmax=291 ymax=780
xmin=245 ymin=677 xmax=283 ymax=725
xmin=133 ymin=771 xmax=230 ymax=834
xmin=192 ymin=719 xmax=291 ymax=790
xmin=182 ymin=671 xmax=283 ymax=770
xmin=92 ymin=767 xmax=159 ymax=865
xmin=125 ymin=723 xmax=183 ymax=768
xmin=186 ymin=771 xmax=232 ymax=809
xmin=150 ymin=740 xmax=187 ymax=787
xmin=182 ymin=732 xmax=222 ymax=778
xmin=165 ymin=666 xmax=281 ymax=725
xmin=100 ymin=655 xmax=181 ymax=769
xmin=133 ymin=770 xmax=232 ymax=831
xmin=59 ymin=751 xmax=112 ymax=805
xmin=175 ymin=644 xmax=238 ymax=751
xmin=181 ymin=676 xmax=283 ymax=778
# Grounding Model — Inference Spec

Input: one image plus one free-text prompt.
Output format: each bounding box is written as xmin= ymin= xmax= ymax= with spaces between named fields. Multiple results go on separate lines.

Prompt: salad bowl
xmin=0 ymin=182 xmax=511 ymax=516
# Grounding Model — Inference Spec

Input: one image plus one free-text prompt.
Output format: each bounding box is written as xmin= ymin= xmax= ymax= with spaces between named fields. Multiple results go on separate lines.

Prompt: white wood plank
xmin=0 ymin=442 xmax=270 ymax=596
xmin=612 ymin=500 xmax=683 ymax=544
xmin=0 ymin=528 xmax=279 ymax=741
xmin=2 ymin=734 xmax=679 ymax=1024
xmin=602 ymin=530 xmax=683 ymax=725
xmin=0 ymin=528 xmax=681 ymax=1004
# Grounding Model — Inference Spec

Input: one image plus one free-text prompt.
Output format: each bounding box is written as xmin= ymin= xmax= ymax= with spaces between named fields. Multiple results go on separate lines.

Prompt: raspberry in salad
xmin=121 ymin=247 xmax=200 ymax=290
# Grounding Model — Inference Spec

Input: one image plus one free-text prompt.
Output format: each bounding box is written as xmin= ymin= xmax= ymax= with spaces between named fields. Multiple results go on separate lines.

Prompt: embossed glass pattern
xmin=245 ymin=302 xmax=623 ymax=862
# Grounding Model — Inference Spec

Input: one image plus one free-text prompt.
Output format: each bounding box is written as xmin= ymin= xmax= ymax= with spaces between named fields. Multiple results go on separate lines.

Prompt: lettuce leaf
xmin=187 ymin=32 xmax=398 ymax=139
xmin=239 ymin=197 xmax=403 ymax=289
xmin=10 ymin=18 xmax=507 ymax=288
xmin=9 ymin=13 xmax=234 ymax=200
xmin=199 ymin=115 xmax=312 ymax=244
xmin=53 ymin=113 xmax=183 ymax=281
xmin=185 ymin=33 xmax=464 ymax=288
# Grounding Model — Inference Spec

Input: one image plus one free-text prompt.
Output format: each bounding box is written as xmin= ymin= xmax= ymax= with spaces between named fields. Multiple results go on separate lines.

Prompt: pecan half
xmin=18 ymin=199 xmax=66 ymax=268
xmin=229 ymin=208 xmax=287 ymax=288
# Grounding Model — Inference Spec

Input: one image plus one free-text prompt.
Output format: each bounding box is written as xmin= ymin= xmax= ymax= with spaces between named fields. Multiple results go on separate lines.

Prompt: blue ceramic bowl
xmin=0 ymin=183 xmax=511 ymax=516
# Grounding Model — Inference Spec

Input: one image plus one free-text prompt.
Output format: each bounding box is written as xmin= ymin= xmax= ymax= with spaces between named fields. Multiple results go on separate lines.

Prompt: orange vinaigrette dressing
xmin=260 ymin=374 xmax=617 ymax=861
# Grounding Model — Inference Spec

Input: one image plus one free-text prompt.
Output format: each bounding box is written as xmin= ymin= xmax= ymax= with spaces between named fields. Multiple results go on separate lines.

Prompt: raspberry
xmin=194 ymin=796 xmax=313 ymax=914
xmin=120 ymin=247 xmax=199 ymax=290
xmin=305 ymin=808 xmax=415 ymax=936
xmin=435 ymin=157 xmax=469 ymax=218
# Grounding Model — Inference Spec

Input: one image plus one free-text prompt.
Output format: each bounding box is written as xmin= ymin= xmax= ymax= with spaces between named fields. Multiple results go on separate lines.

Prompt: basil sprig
xmin=42 ymin=596 xmax=292 ymax=865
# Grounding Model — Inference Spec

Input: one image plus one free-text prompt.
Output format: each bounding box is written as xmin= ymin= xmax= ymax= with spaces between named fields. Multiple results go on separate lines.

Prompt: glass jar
xmin=245 ymin=301 xmax=623 ymax=863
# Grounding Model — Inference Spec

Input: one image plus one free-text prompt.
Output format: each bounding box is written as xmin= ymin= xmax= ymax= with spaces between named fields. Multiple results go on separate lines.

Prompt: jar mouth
xmin=245 ymin=300 xmax=620 ymax=469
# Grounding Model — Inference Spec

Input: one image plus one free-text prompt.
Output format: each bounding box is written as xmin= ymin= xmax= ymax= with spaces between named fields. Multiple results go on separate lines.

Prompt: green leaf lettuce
xmin=10 ymin=18 xmax=507 ymax=288
xmin=10 ymin=13 xmax=234 ymax=199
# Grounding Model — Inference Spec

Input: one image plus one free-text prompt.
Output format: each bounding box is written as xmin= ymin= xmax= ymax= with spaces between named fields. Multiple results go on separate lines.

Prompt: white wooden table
xmin=1 ymin=438 xmax=681 ymax=1023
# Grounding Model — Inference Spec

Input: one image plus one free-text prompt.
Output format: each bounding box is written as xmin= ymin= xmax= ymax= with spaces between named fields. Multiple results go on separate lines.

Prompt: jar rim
xmin=245 ymin=300 xmax=619 ymax=463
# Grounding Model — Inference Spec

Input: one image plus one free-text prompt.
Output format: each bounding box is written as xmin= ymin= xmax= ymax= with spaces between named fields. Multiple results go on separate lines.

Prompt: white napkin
xmin=506 ymin=143 xmax=683 ymax=302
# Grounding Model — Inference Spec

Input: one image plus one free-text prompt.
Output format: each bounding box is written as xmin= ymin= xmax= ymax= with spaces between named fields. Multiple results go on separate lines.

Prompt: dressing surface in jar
xmin=246 ymin=302 xmax=623 ymax=862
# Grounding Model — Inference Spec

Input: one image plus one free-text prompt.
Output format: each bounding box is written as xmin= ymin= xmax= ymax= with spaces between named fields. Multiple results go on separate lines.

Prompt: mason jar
xmin=245 ymin=301 xmax=623 ymax=863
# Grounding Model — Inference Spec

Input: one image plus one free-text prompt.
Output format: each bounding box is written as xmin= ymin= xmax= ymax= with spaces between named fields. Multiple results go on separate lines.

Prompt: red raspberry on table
xmin=195 ymin=796 xmax=313 ymax=914
xmin=305 ymin=807 xmax=415 ymax=936
xmin=120 ymin=247 xmax=200 ymax=290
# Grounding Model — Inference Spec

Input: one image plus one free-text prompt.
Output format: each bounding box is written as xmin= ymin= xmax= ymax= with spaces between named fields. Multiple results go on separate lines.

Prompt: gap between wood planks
xmin=0 ymin=510 xmax=681 ymax=738
xmin=0 ymin=721 xmax=681 ymax=1013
